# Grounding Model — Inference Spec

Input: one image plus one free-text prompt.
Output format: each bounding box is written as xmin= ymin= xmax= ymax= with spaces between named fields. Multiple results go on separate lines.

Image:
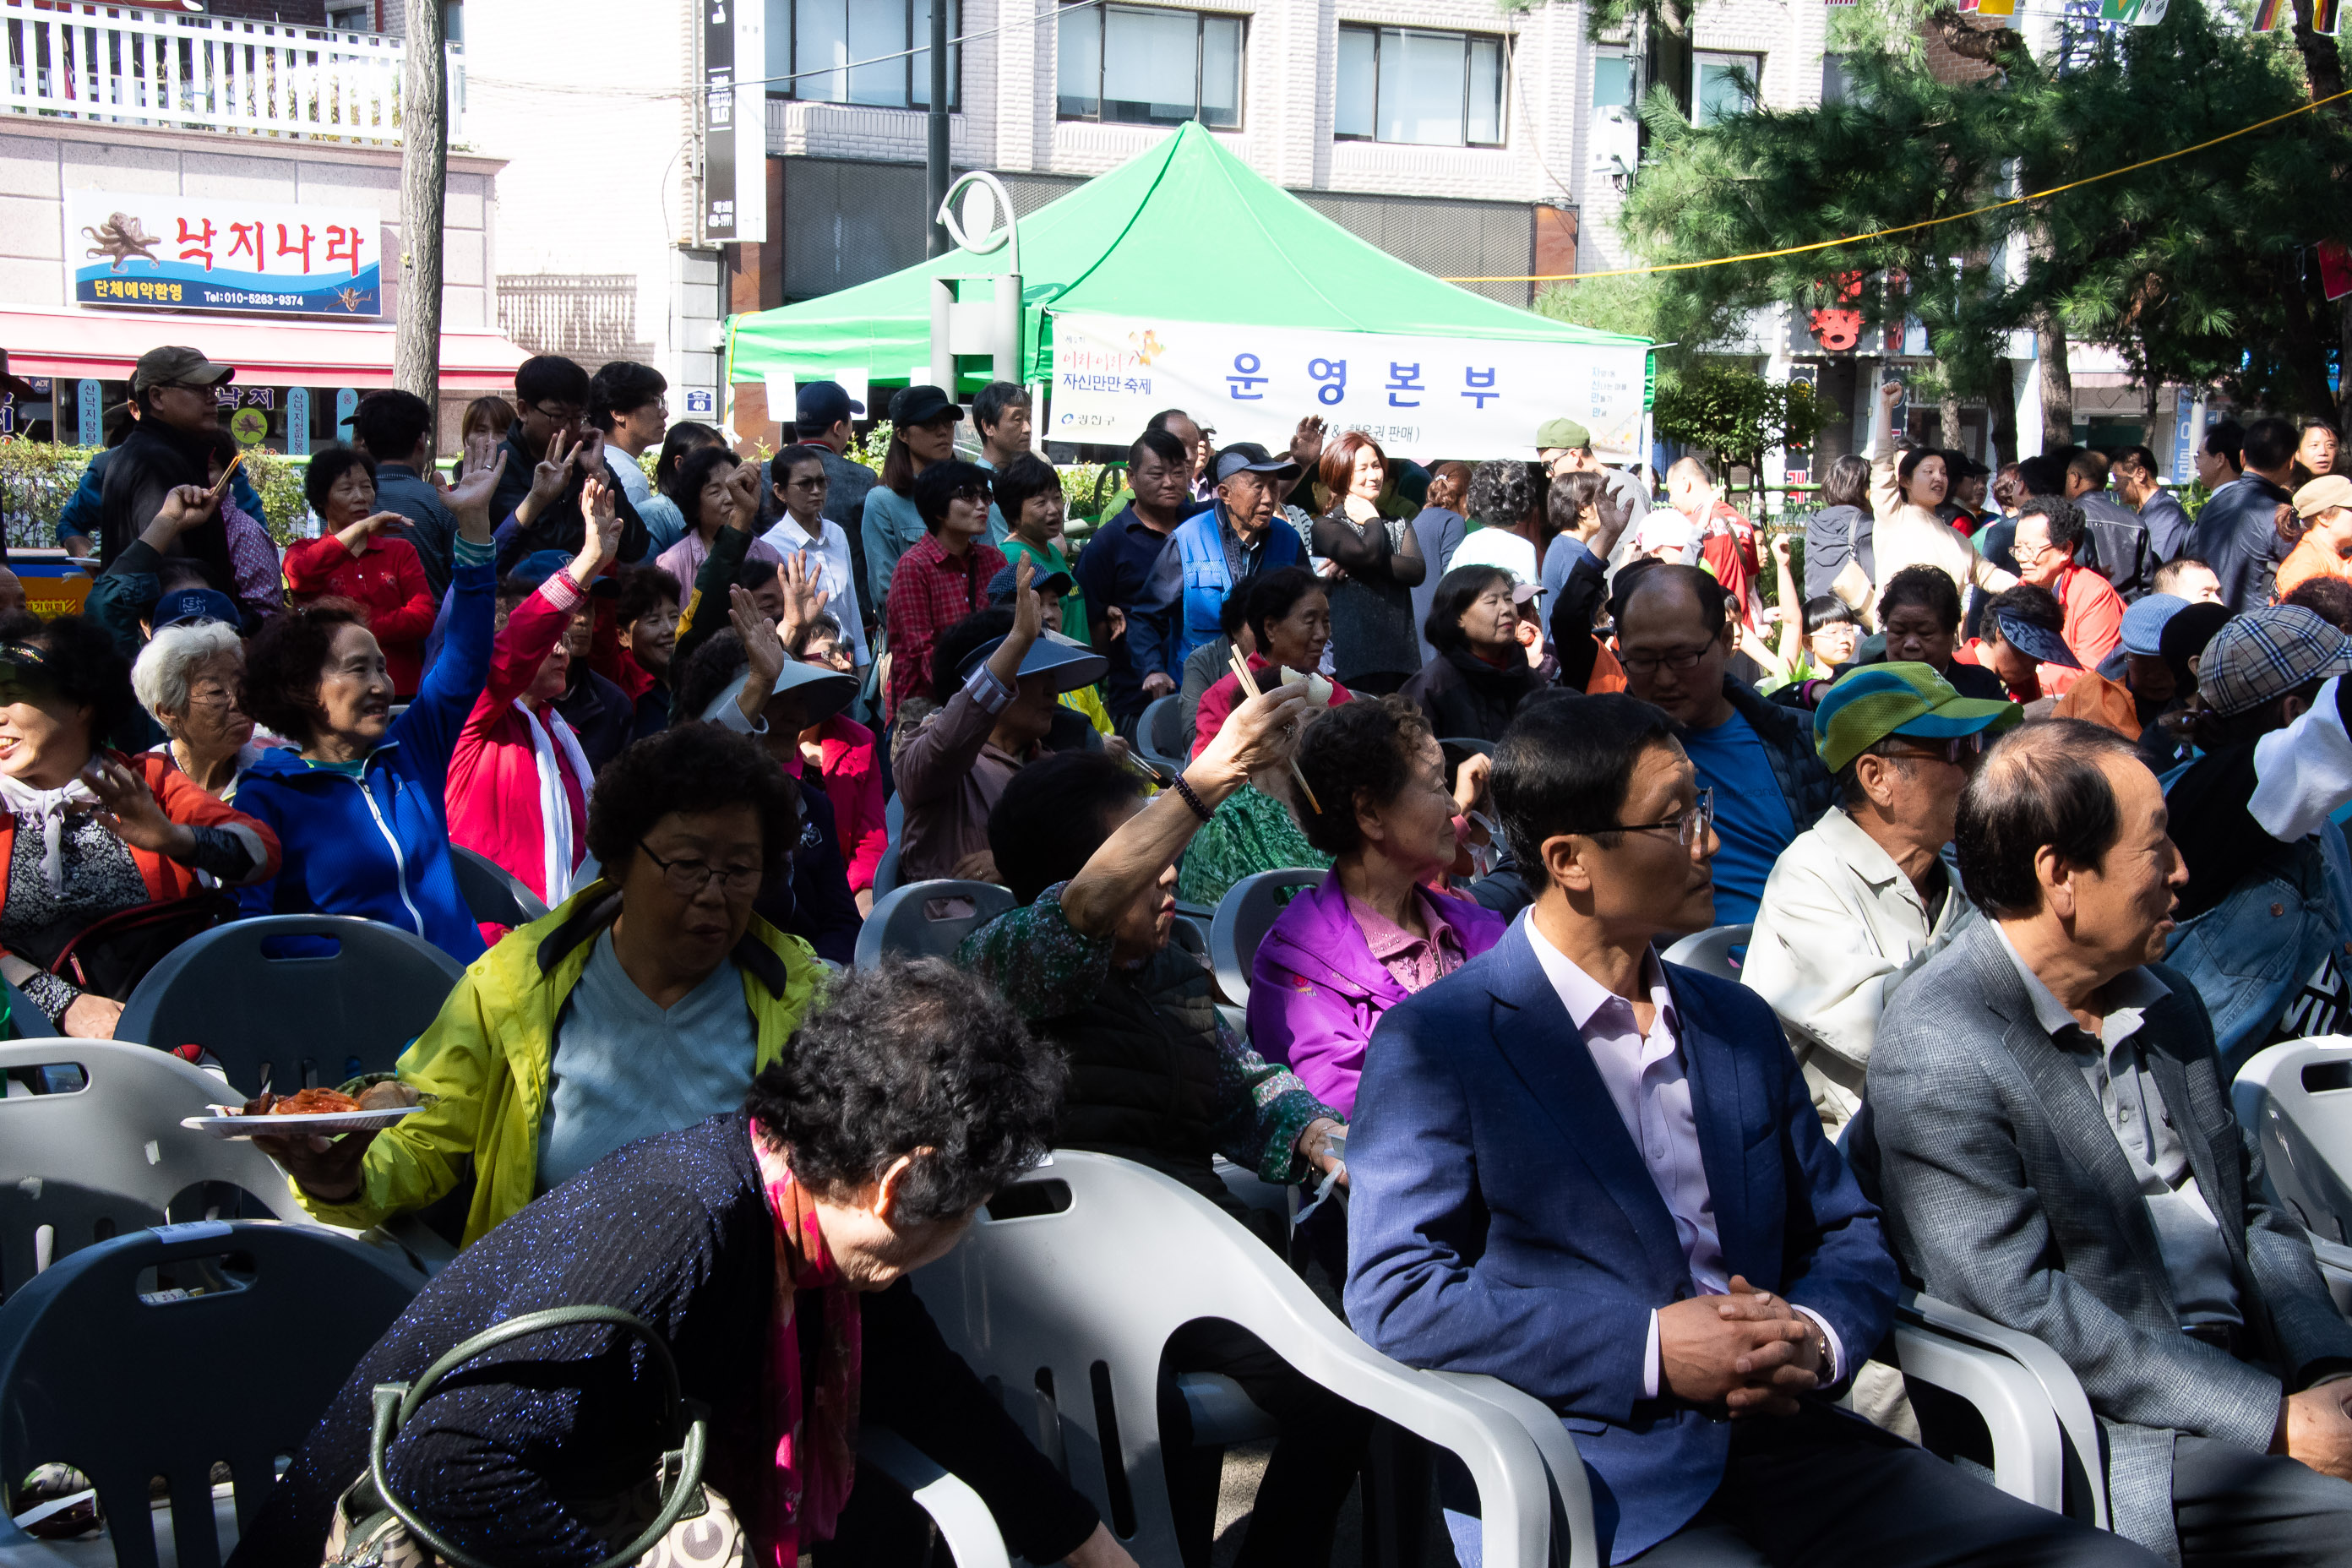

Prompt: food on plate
xmin=270 ymin=1087 xmax=360 ymax=1115
xmin=1277 ymin=666 xmax=1335 ymax=709
xmin=356 ymin=1079 xmax=422 ymax=1112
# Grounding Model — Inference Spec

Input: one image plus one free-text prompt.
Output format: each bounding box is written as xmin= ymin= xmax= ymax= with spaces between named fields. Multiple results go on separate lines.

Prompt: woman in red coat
xmin=0 ymin=603 xmax=280 ymax=1037
xmin=282 ymin=447 xmax=437 ymax=697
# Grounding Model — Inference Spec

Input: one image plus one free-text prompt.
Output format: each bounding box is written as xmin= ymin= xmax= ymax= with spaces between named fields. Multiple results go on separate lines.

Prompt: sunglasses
xmin=1880 ymin=732 xmax=1994 ymax=766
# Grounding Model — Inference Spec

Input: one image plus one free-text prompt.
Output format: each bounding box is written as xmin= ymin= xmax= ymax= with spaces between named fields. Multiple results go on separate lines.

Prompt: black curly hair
xmin=1297 ymin=694 xmax=1434 ymax=858
xmin=239 ymin=601 xmax=370 ymax=747
xmin=0 ymin=612 xmax=143 ymax=753
xmin=671 ymin=628 xmax=753 ymax=722
xmin=743 ymin=958 xmax=1065 ymax=1222
xmin=586 ymin=721 xmax=800 ymax=885
xmin=930 ymin=607 xmax=1015 ymax=708
xmin=302 ymin=445 xmax=378 ymax=522
xmin=613 ymin=564 xmax=682 ymax=629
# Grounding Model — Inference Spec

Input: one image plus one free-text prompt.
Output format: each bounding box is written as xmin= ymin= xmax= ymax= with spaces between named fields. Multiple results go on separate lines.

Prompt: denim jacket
xmin=2164 ymin=819 xmax=2352 ymax=1080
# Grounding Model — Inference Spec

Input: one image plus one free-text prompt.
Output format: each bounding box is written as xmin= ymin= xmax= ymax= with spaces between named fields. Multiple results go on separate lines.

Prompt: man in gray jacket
xmin=1855 ymin=719 xmax=2352 ymax=1565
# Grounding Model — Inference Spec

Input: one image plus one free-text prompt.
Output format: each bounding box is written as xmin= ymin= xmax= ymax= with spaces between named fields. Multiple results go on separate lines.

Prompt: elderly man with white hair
xmin=130 ymin=600 xmax=266 ymax=802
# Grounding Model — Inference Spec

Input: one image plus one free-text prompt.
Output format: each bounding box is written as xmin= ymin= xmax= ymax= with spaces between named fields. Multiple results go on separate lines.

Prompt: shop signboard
xmin=76 ymin=379 xmax=101 ymax=447
xmin=67 ymin=192 xmax=383 ymax=318
xmin=286 ymin=388 xmax=311 ymax=455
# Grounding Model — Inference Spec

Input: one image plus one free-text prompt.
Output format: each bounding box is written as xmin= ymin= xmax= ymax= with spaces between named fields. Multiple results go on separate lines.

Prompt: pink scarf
xmin=749 ymin=1121 xmax=861 ymax=1567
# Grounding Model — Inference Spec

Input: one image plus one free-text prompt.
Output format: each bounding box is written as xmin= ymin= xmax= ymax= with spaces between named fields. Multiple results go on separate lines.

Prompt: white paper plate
xmin=181 ymin=1103 xmax=427 ymax=1141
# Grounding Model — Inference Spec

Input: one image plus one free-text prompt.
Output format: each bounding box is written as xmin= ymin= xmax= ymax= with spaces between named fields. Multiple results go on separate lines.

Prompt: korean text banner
xmin=68 ymin=192 xmax=382 ymax=318
xmin=1047 ymin=311 xmax=1647 ymax=460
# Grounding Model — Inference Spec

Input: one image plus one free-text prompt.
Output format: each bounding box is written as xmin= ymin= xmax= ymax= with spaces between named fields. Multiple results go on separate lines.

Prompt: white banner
xmin=1046 ymin=310 xmax=1647 ymax=461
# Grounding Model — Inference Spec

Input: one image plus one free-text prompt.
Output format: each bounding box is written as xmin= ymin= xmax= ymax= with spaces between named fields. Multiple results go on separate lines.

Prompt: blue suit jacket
xmin=1342 ymin=917 xmax=1897 ymax=1564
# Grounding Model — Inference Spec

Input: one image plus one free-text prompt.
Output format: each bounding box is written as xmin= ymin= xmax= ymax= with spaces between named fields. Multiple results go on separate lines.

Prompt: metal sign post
xmin=928 ymin=171 xmax=1023 ymax=390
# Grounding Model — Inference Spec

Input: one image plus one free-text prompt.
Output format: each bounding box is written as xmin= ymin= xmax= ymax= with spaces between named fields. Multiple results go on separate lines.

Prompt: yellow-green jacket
xmin=299 ymin=880 xmax=825 ymax=1246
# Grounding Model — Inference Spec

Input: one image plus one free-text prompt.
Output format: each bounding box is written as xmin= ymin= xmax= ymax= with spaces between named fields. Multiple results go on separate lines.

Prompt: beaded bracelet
xmin=1170 ymin=772 xmax=1214 ymax=824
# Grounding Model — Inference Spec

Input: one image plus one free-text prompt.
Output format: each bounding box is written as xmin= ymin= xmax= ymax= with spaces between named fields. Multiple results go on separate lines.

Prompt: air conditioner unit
xmin=1589 ymin=105 xmax=1639 ymax=184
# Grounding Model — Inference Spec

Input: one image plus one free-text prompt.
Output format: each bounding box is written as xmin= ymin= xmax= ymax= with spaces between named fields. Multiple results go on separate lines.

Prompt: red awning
xmin=1 ymin=306 xmax=531 ymax=390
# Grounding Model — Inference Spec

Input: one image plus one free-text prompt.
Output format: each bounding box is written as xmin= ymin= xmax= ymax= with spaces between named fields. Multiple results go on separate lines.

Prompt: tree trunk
xmin=2035 ymin=310 xmax=2073 ymax=452
xmin=395 ymin=0 xmax=448 ymax=416
xmin=1939 ymin=375 xmax=1964 ymax=456
xmin=2289 ymin=0 xmax=2349 ymax=122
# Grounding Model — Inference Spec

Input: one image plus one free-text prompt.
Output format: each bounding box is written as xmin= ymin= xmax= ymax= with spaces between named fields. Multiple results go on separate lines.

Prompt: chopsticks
xmin=1228 ymin=651 xmax=1322 ymax=815
xmin=207 ymin=449 xmax=243 ymax=502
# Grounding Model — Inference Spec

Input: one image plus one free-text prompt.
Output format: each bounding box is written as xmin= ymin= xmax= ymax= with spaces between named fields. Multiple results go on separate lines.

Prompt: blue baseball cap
xmin=510 ymin=549 xmax=617 ymax=598
xmin=1994 ymin=611 xmax=2082 ymax=670
xmin=2120 ymin=593 xmax=2187 ymax=656
xmin=153 ymin=587 xmax=241 ymax=629
xmin=795 ymin=381 xmax=863 ymax=429
xmin=987 ymin=563 xmax=1075 ymax=603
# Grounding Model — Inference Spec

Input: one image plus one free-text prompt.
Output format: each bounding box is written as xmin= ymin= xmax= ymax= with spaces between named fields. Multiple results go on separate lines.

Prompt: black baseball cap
xmin=154 ymin=587 xmax=242 ymax=629
xmin=988 ymin=563 xmax=1075 ymax=602
xmin=796 ymin=381 xmax=864 ymax=428
xmin=890 ymin=384 xmax=962 ymax=428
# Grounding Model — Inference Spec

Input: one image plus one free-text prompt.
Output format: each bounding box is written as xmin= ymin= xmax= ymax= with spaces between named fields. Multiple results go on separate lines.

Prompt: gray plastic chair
xmin=0 ymin=1221 xmax=423 ymax=1568
xmin=448 ymin=845 xmax=551 ymax=929
xmin=2233 ymin=1038 xmax=2352 ymax=1244
xmin=3 ymin=976 xmax=53 ymax=1037
xmin=852 ymin=879 xmax=1015 ymax=971
xmin=870 ymin=843 xmax=905 ymax=901
xmin=909 ymin=1150 xmax=1585 ymax=1568
xmin=1136 ymin=694 xmax=1188 ymax=776
xmin=0 ymin=1039 xmax=313 ymax=1301
xmin=1886 ymin=1290 xmax=2109 ymax=1529
xmin=885 ymin=792 xmax=906 ymax=844
xmin=1208 ymin=868 xmax=1327 ymax=1007
xmin=113 ymin=915 xmax=467 ymax=1096
xmin=1660 ymin=923 xmax=1753 ymax=982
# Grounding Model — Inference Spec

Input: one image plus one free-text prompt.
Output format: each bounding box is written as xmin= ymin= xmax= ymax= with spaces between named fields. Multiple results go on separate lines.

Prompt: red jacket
xmin=283 ymin=531 xmax=438 ymax=696
xmin=0 ymin=749 xmax=281 ymax=966
xmin=808 ymin=715 xmax=885 ymax=894
xmin=444 ymin=575 xmax=591 ymax=905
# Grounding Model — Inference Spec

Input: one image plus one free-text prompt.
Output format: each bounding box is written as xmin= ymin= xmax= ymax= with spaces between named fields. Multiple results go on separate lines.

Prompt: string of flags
xmin=1833 ymin=0 xmax=2341 ymax=29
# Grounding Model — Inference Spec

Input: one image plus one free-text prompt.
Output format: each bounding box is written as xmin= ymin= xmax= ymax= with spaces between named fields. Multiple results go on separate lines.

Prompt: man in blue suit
xmin=1343 ymin=692 xmax=2156 ymax=1567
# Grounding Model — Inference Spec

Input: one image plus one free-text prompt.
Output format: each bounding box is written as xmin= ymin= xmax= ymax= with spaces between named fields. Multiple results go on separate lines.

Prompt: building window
xmin=1693 ymin=51 xmax=1761 ymax=126
xmin=770 ymin=0 xmax=961 ymax=111
xmin=1057 ymin=3 xmax=1242 ymax=128
xmin=324 ymin=2 xmax=371 ymax=33
xmin=1333 ymin=25 xmax=1505 ymax=146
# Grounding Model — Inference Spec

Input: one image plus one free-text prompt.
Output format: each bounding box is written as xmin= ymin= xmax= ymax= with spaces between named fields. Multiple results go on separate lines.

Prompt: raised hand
xmin=1009 ymin=555 xmax=1043 ymax=649
xmin=83 ymin=759 xmax=193 ymax=859
xmin=1290 ymin=414 xmax=1327 ymax=471
xmin=437 ymin=434 xmax=509 ymax=542
xmin=729 ymin=583 xmax=788 ymax=727
xmin=529 ymin=431 xmax=579 ymax=507
xmin=151 ymin=484 xmax=221 ymax=542
xmin=721 ymin=459 xmax=763 ymax=533
xmin=775 ymin=553 xmax=829 ymax=645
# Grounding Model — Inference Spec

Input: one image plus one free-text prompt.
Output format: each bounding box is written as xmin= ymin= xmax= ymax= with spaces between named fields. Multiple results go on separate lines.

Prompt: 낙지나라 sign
xmin=1047 ymin=311 xmax=1648 ymax=462
xmin=67 ymin=192 xmax=383 ymax=318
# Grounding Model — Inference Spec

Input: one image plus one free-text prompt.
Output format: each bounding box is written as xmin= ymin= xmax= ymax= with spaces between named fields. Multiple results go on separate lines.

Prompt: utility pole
xmin=925 ymin=0 xmax=948 ymax=258
xmin=395 ymin=0 xmax=449 ymax=418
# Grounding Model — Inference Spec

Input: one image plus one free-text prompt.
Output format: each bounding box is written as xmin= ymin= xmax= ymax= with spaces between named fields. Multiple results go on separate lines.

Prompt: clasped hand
xmin=1658 ymin=1274 xmax=1821 ymax=1418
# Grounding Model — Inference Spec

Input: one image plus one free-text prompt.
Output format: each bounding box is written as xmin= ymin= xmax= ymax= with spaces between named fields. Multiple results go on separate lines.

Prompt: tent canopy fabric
xmin=727 ymin=121 xmax=1646 ymax=397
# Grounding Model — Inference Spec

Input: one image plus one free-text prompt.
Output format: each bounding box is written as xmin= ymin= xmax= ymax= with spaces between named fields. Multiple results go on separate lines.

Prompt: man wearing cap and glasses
xmin=1150 ymin=443 xmax=1310 ymax=678
xmin=98 ymin=346 xmax=238 ymax=592
xmin=1537 ymin=415 xmax=1652 ymax=563
xmin=2160 ymin=605 xmax=2352 ymax=1076
xmin=1745 ymin=663 xmax=2018 ymax=1135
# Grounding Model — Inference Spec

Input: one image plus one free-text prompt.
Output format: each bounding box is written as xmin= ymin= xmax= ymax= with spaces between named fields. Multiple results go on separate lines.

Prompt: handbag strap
xmin=367 ymin=1306 xmax=709 ymax=1568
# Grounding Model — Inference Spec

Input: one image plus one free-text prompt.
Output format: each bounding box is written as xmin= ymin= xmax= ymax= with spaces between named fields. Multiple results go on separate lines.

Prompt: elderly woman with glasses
xmin=255 ymin=721 xmax=826 ymax=1247
xmin=0 ymin=603 xmax=280 ymax=1038
xmin=132 ymin=618 xmax=268 ymax=802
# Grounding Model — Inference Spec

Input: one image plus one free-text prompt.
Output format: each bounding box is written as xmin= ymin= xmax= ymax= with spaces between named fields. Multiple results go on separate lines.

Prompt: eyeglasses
xmin=1879 ymin=732 xmax=1993 ymax=767
xmin=1617 ymin=644 xmax=1714 ymax=677
xmin=637 ymin=841 xmax=763 ymax=898
xmin=1606 ymin=788 xmax=1714 ymax=849
xmin=527 ymin=401 xmax=585 ymax=425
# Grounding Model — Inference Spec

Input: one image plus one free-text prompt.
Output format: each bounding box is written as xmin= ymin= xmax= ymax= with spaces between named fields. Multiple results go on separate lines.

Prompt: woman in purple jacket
xmin=1248 ymin=695 xmax=1506 ymax=1117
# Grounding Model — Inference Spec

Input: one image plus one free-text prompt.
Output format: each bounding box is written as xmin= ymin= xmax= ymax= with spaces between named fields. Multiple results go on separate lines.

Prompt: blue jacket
xmin=231 ymin=553 xmax=496 ymax=963
xmin=1343 ymin=917 xmax=1897 ymax=1564
xmin=1167 ymin=504 xmax=1306 ymax=672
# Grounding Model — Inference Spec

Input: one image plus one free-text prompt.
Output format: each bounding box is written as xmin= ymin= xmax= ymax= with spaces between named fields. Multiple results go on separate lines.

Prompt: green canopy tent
xmin=727 ymin=121 xmax=1651 ymax=460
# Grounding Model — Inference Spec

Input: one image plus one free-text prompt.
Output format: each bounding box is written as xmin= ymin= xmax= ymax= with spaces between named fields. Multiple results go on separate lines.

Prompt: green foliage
xmin=1614 ymin=0 xmax=2352 ymax=420
xmin=1651 ymin=363 xmax=1827 ymax=474
xmin=852 ymin=422 xmax=895 ymax=473
xmin=0 ymin=439 xmax=313 ymax=549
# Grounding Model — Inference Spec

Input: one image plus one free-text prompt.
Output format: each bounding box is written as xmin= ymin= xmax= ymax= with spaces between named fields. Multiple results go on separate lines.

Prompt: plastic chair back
xmin=0 ymin=1221 xmax=422 ymax=1568
xmin=1660 ymin=923 xmax=1753 ymax=982
xmin=885 ymin=792 xmax=906 ymax=844
xmin=852 ymin=879 xmax=1015 ymax=970
xmin=0 ymin=1040 xmax=313 ymax=1301
xmin=2234 ymin=1037 xmax=2352 ymax=1244
xmin=448 ymin=845 xmax=550 ymax=929
xmin=1137 ymin=694 xmax=1188 ymax=775
xmin=113 ymin=915 xmax=467 ymax=1096
xmin=1208 ymin=868 xmax=1326 ymax=1007
xmin=909 ymin=1151 xmax=1577 ymax=1568
xmin=870 ymin=844 xmax=904 ymax=901
xmin=3 ymin=977 xmax=53 ymax=1037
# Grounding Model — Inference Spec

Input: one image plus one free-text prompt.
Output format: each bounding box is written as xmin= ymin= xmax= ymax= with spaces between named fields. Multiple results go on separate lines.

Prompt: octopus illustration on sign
xmin=83 ymin=213 xmax=163 ymax=271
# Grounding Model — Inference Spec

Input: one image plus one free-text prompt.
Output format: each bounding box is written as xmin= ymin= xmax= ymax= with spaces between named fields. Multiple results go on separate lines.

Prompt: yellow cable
xmin=1441 ymin=86 xmax=2352 ymax=284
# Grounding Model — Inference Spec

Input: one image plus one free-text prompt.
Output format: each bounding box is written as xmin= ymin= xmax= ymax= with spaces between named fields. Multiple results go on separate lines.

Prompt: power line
xmin=1441 ymin=84 xmax=2352 ymax=284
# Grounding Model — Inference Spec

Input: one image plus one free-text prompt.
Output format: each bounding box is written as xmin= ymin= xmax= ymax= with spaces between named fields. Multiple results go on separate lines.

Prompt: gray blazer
xmin=1852 ymin=917 xmax=2352 ymax=1562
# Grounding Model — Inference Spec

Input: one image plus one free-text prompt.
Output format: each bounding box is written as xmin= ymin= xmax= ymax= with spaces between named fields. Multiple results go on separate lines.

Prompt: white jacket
xmin=1742 ymin=805 xmax=1976 ymax=1130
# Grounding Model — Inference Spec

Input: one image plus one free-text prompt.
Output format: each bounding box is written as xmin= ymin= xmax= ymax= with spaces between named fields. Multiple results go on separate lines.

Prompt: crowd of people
xmin=20 ymin=338 xmax=2352 ymax=1568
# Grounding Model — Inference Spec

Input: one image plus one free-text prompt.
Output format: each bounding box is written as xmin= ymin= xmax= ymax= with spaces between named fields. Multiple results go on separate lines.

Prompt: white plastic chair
xmin=2233 ymin=1037 xmax=2352 ymax=1245
xmin=1208 ymin=868 xmax=1327 ymax=1008
xmin=449 ymin=845 xmax=551 ymax=928
xmin=0 ymin=1039 xmax=314 ymax=1300
xmin=1660 ymin=923 xmax=1752 ymax=982
xmin=852 ymin=879 xmax=1015 ymax=970
xmin=1885 ymin=1291 xmax=2108 ymax=1529
xmin=908 ymin=1149 xmax=1590 ymax=1568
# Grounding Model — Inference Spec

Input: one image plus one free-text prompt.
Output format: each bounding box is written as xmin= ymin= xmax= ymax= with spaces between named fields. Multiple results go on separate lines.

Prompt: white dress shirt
xmin=1527 ymin=921 xmax=1844 ymax=1396
xmin=760 ymin=513 xmax=870 ymax=667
